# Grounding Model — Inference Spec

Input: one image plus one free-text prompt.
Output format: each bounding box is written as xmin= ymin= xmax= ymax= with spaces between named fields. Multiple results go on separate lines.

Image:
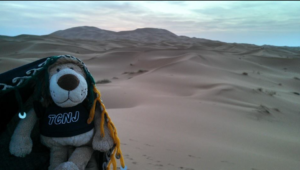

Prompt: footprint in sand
xmin=145 ymin=143 xmax=154 ymax=147
xmin=167 ymin=163 xmax=174 ymax=166
xmin=129 ymin=138 xmax=137 ymax=142
xmin=179 ymin=167 xmax=194 ymax=170
xmin=221 ymin=160 xmax=235 ymax=166
xmin=188 ymin=154 xmax=201 ymax=159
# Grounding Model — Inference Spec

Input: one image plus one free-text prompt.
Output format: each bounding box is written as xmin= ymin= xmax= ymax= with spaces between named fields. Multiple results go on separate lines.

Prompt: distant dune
xmin=1 ymin=27 xmax=300 ymax=170
xmin=50 ymin=26 xmax=180 ymax=42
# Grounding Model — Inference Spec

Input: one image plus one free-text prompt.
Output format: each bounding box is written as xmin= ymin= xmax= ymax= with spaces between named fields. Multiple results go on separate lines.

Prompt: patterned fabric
xmin=0 ymin=55 xmax=92 ymax=93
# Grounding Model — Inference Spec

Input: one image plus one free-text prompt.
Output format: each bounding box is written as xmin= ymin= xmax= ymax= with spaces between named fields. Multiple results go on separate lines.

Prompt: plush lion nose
xmin=57 ymin=74 xmax=79 ymax=91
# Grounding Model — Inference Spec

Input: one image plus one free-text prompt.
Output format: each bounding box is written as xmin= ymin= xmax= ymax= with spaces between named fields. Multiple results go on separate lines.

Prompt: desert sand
xmin=1 ymin=28 xmax=300 ymax=170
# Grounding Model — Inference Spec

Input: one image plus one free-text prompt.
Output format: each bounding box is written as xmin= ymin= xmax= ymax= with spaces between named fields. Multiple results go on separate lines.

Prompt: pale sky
xmin=0 ymin=1 xmax=299 ymax=46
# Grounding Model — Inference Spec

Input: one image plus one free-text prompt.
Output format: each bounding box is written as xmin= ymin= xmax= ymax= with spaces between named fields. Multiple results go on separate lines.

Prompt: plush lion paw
xmin=54 ymin=162 xmax=79 ymax=170
xmin=92 ymin=134 xmax=114 ymax=152
xmin=9 ymin=135 xmax=32 ymax=157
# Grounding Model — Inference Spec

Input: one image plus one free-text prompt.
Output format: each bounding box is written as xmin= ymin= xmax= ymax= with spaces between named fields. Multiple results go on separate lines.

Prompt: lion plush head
xmin=48 ymin=58 xmax=88 ymax=108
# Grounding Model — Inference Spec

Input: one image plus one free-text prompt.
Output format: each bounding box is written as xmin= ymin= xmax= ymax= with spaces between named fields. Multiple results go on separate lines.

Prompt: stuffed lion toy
xmin=0 ymin=55 xmax=126 ymax=170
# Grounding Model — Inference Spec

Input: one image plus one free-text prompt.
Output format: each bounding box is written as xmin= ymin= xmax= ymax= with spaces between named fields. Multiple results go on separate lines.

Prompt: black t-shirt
xmin=33 ymin=101 xmax=94 ymax=137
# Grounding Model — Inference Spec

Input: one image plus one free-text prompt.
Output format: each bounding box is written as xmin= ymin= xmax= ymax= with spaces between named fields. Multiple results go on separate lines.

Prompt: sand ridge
xmin=1 ymin=34 xmax=300 ymax=170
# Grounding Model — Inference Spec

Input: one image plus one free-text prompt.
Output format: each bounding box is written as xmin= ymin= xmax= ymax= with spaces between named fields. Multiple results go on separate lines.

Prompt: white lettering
xmin=62 ymin=112 xmax=72 ymax=124
xmin=72 ymin=111 xmax=80 ymax=122
xmin=48 ymin=115 xmax=56 ymax=125
xmin=48 ymin=111 xmax=80 ymax=125
xmin=55 ymin=114 xmax=63 ymax=125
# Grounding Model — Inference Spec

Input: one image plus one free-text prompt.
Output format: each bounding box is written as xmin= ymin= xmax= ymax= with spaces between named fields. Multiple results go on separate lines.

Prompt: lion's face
xmin=49 ymin=62 xmax=88 ymax=108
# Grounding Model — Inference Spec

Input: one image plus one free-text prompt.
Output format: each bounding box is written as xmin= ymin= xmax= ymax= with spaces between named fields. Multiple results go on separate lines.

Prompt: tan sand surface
xmin=1 ymin=34 xmax=300 ymax=170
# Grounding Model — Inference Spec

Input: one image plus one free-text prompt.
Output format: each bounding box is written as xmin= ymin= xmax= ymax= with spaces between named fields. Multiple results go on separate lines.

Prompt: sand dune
xmin=50 ymin=26 xmax=179 ymax=43
xmin=1 ymin=33 xmax=300 ymax=170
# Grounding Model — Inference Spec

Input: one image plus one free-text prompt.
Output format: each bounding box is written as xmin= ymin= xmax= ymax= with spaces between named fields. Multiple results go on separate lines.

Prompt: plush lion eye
xmin=56 ymin=68 xmax=60 ymax=72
